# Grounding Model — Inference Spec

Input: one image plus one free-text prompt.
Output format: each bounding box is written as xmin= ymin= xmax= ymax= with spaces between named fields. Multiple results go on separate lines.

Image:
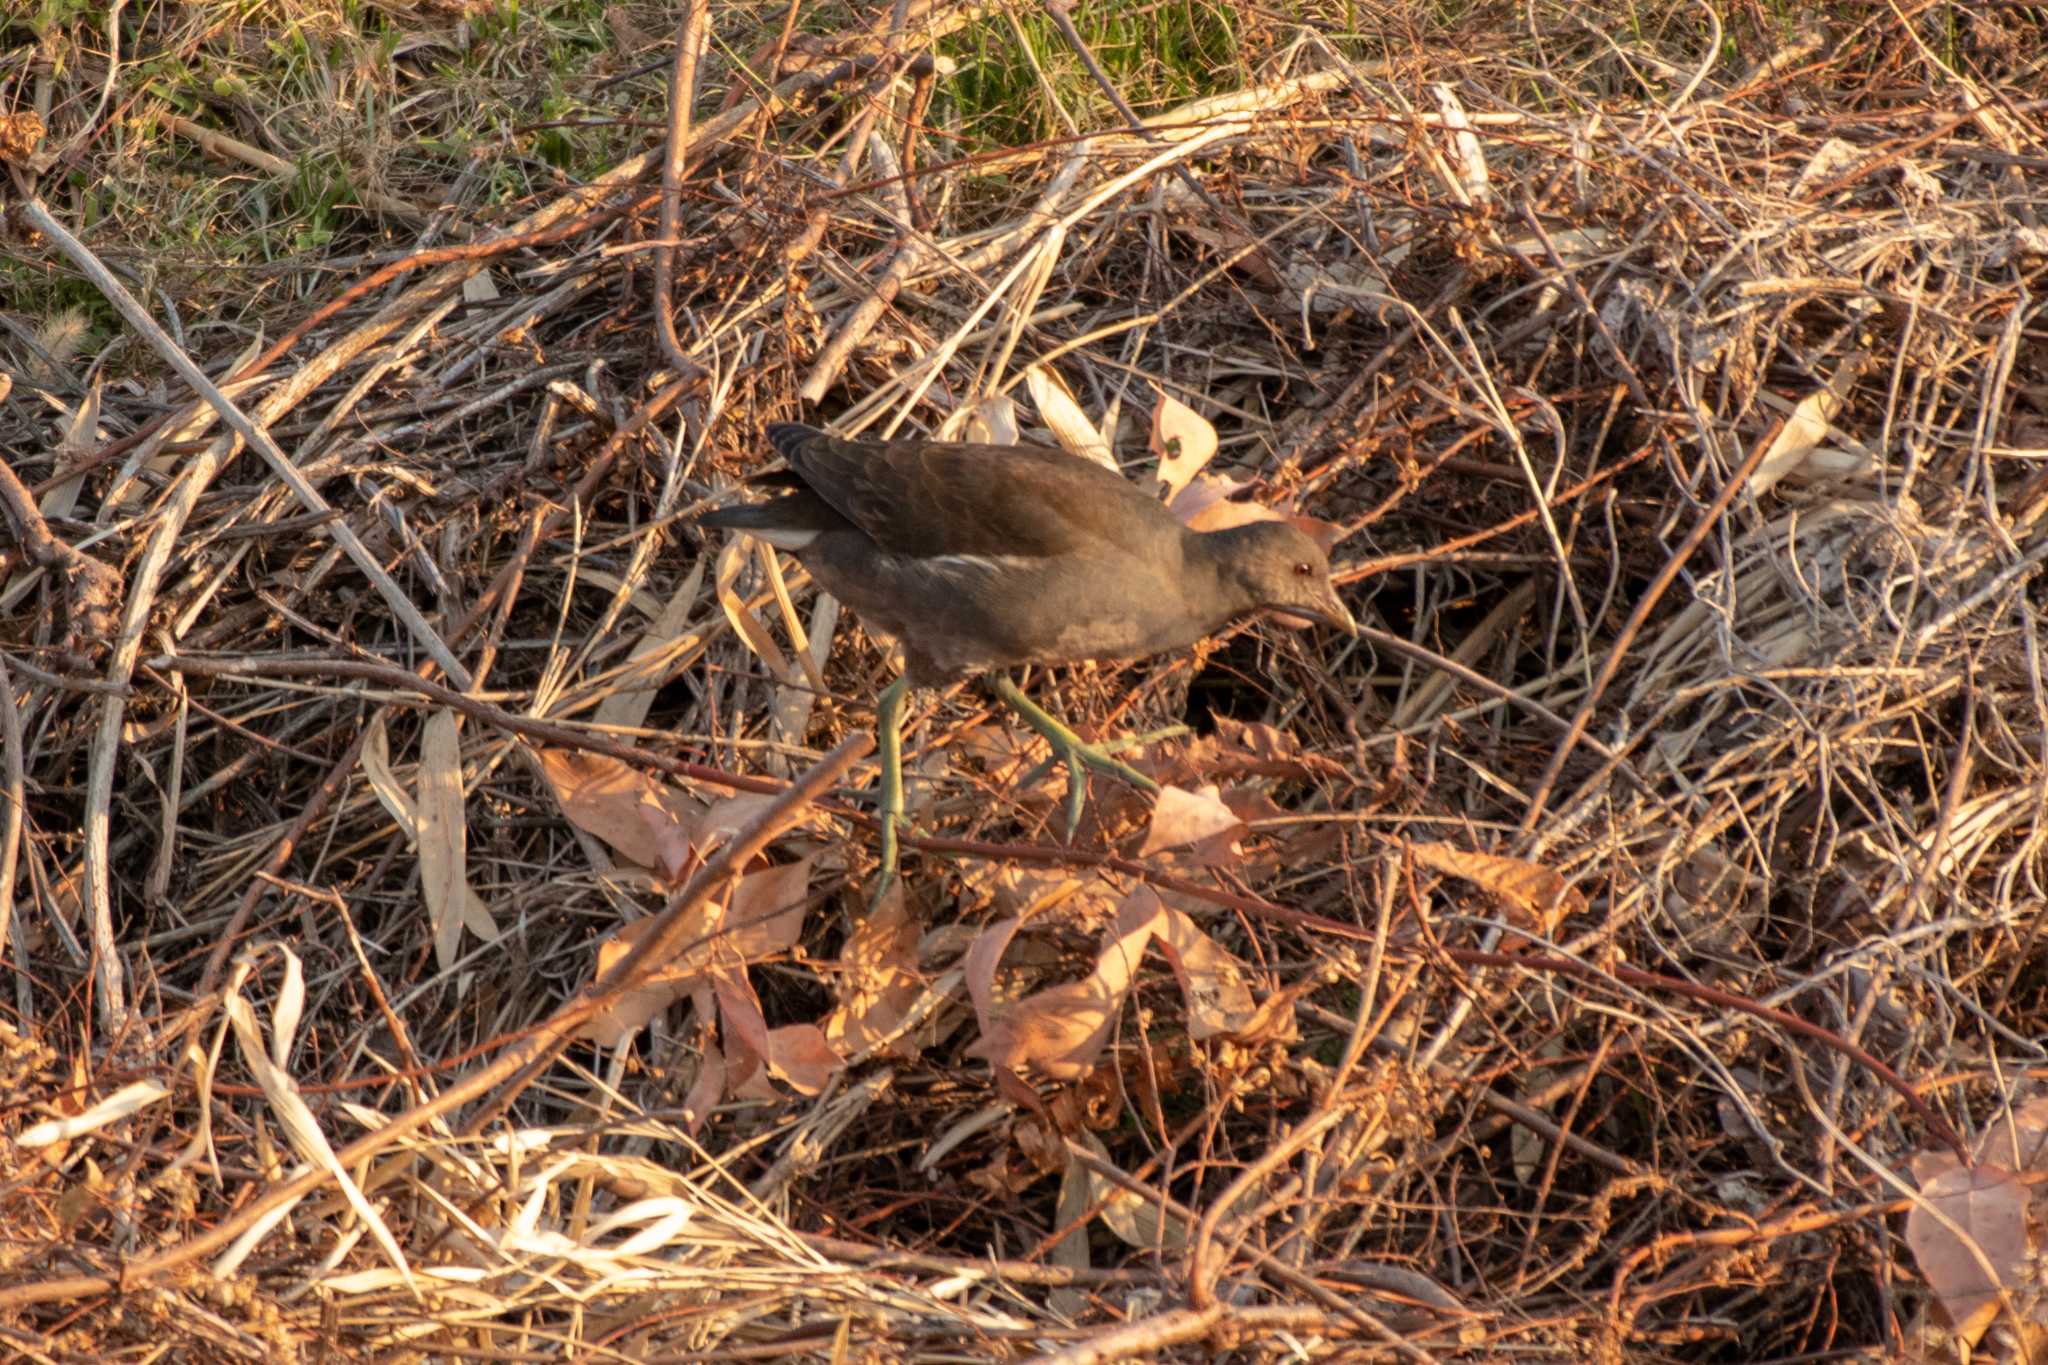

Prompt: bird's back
xmin=765 ymin=422 xmax=1183 ymax=561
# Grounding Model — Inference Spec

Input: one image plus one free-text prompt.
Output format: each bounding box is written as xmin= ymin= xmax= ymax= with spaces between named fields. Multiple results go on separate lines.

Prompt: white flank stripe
xmin=924 ymin=554 xmax=1040 ymax=578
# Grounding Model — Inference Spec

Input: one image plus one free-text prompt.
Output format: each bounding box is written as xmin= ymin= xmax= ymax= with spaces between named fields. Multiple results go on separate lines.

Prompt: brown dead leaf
xmin=1220 ymin=784 xmax=1289 ymax=827
xmin=1224 ymin=973 xmax=1309 ymax=1047
xmin=693 ymin=792 xmax=782 ymax=855
xmin=724 ymin=853 xmax=818 ymax=958
xmin=1166 ymin=214 xmax=1282 ymax=286
xmin=1149 ymin=394 xmax=1218 ymax=501
xmin=970 ymin=910 xmax=1157 ymax=1079
xmin=679 ymin=1040 xmax=724 ymax=1135
xmin=1904 ymin=1160 xmax=2029 ymax=1346
xmin=1077 ymin=1131 xmax=1192 ymax=1251
xmin=578 ymin=915 xmax=701 ymax=1047
xmin=1284 ymin=513 xmax=1346 ymax=555
xmin=1974 ymin=1094 xmax=2048 ymax=1171
xmin=1146 ymin=895 xmax=1258 ymax=1040
xmin=581 ymin=916 xmax=692 ymax=1047
xmin=537 ymin=748 xmax=701 ymax=877
xmin=1170 ymin=473 xmax=1279 ymax=532
xmin=574 ymin=858 xmax=812 ymax=1049
xmin=1051 ymin=1064 xmax=1125 ymax=1133
xmin=418 ymin=709 xmax=497 ymax=970
xmin=708 ymin=970 xmax=842 ymax=1098
xmin=1139 ymin=783 xmax=1246 ymax=859
xmin=966 ymin=1146 xmax=1048 ymax=1198
xmin=711 ymin=970 xmax=774 ymax=1091
xmin=964 ymin=916 xmax=1030 ymax=1032
xmin=958 ymin=860 xmax=1117 ymax=922
xmin=764 ymin=1024 xmax=841 ymax=1095
xmin=1410 ymin=841 xmax=1583 ymax=936
xmin=1211 ymin=717 xmax=1307 ymax=769
xmin=824 ymin=885 xmax=927 ymax=1059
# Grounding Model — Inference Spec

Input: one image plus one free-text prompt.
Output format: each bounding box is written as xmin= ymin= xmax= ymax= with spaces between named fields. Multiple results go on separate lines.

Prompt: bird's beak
xmin=1272 ymin=592 xmax=1358 ymax=636
xmin=1316 ymin=597 xmax=1361 ymax=636
xmin=1305 ymin=581 xmax=1358 ymax=635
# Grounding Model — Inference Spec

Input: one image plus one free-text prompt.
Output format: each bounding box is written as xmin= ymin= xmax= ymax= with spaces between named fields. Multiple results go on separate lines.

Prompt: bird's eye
xmin=1292 ymin=561 xmax=1313 ymax=577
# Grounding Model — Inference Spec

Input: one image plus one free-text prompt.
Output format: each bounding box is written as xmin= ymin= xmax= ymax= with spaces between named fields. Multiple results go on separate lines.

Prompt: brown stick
xmin=653 ymin=0 xmax=712 ymax=381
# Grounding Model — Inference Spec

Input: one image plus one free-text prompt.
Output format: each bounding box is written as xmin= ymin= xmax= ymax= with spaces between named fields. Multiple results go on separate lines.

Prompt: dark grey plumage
xmin=700 ymin=422 xmax=1357 ymax=684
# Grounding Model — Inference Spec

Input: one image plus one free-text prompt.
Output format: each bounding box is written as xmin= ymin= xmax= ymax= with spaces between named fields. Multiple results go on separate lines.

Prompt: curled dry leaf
xmin=679 ymin=1039 xmax=725 ymax=1134
xmin=711 ymin=969 xmax=845 ymax=1098
xmin=969 ymin=909 xmax=1156 ymax=1080
xmin=711 ymin=970 xmax=778 ymax=1101
xmin=955 ymin=392 xmax=1021 ymax=445
xmin=1170 ymin=473 xmax=1277 ymax=532
xmin=1139 ymin=783 xmax=1246 ymax=859
xmin=1145 ymin=893 xmax=1257 ymax=1040
xmin=1409 ymin=841 xmax=1583 ymax=936
xmin=966 ymin=889 xmax=1264 ymax=1076
xmin=575 ymin=854 xmax=817 ymax=1048
xmin=1074 ymin=1129 xmax=1192 ymax=1252
xmin=964 ymin=916 xmax=1030 ymax=1031
xmin=18 ymin=1080 xmax=172 ymax=1149
xmin=359 ymin=710 xmax=417 ymax=839
xmin=1149 ymin=393 xmax=1218 ymax=501
xmin=537 ymin=748 xmax=700 ymax=879
xmin=715 ymin=537 xmax=797 ymax=683
xmin=418 ymin=709 xmax=497 ymax=970
xmin=1024 ymin=364 xmax=1117 ymax=470
xmin=1751 ymin=354 xmax=1866 ymax=496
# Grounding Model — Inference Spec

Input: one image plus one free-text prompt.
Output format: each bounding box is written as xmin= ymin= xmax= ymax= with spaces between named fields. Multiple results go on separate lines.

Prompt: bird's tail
xmin=764 ymin=422 xmax=826 ymax=462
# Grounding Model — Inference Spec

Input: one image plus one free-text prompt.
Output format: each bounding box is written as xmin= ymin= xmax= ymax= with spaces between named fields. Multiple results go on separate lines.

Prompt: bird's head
xmin=1209 ymin=520 xmax=1358 ymax=635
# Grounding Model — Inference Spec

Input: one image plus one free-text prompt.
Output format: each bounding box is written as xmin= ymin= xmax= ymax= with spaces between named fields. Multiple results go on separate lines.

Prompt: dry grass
xmin=3 ymin=0 xmax=2048 ymax=1359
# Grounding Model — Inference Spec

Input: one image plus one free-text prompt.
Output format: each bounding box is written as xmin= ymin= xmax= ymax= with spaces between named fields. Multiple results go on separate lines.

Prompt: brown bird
xmin=701 ymin=422 xmax=1357 ymax=885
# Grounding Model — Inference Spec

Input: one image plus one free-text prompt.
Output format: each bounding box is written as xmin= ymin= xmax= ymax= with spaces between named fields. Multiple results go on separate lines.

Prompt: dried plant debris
xmin=2 ymin=2 xmax=2046 ymax=1360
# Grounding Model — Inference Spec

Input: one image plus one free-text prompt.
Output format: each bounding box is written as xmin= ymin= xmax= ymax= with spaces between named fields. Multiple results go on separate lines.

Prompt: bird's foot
xmin=990 ymin=674 xmax=1160 ymax=841
xmin=871 ymin=814 xmax=907 ymax=908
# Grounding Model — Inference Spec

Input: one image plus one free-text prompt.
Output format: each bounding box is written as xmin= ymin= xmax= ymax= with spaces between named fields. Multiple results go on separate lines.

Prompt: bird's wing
xmin=765 ymin=422 xmax=1164 ymax=560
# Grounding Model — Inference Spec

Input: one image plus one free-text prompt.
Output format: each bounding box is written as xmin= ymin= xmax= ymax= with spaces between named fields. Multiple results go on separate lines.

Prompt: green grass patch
xmin=941 ymin=0 xmax=1246 ymax=151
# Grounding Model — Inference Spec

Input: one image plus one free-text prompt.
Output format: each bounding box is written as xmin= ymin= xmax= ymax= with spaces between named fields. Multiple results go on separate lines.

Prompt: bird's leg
xmin=990 ymin=674 xmax=1160 ymax=839
xmin=871 ymin=674 xmax=910 ymax=902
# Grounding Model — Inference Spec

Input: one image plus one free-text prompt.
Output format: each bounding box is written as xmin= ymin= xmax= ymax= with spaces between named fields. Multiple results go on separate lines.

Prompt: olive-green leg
xmin=990 ymin=674 xmax=1160 ymax=838
xmin=870 ymin=675 xmax=910 ymax=901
